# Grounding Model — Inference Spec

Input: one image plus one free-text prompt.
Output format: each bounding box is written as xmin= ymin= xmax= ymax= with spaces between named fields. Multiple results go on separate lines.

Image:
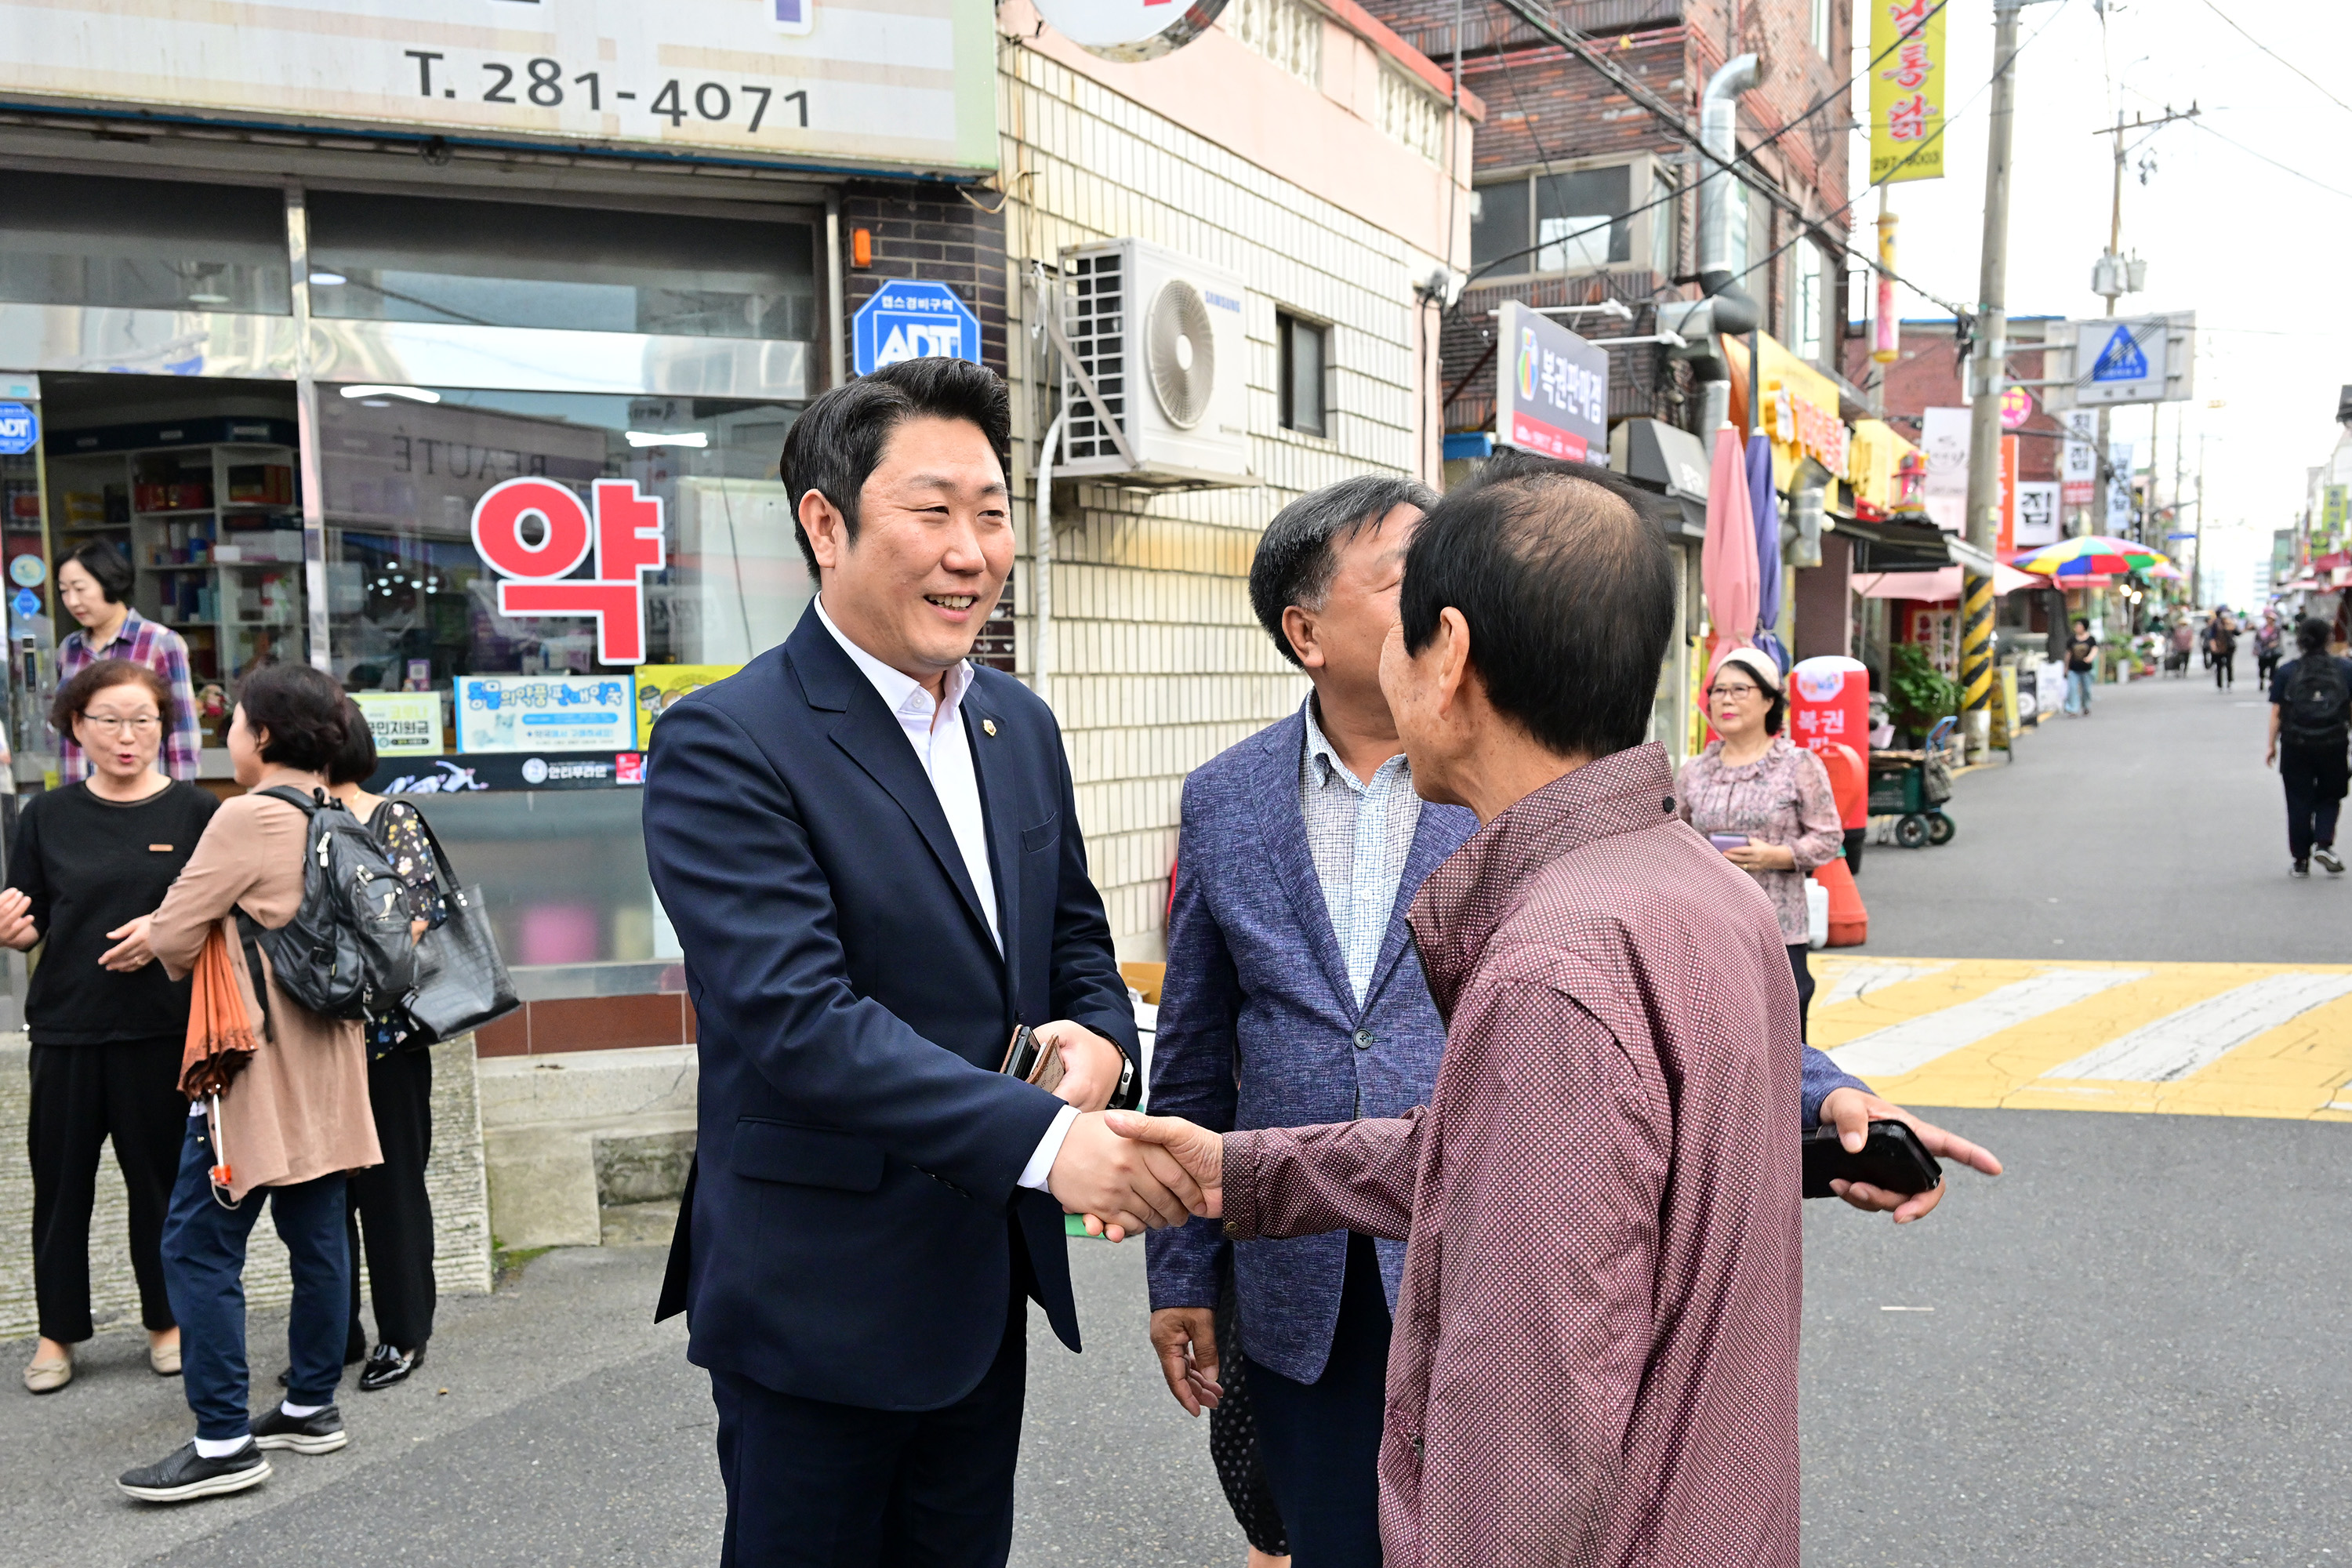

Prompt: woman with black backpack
xmin=117 ymin=665 xmax=379 ymax=1504
xmin=2266 ymin=616 xmax=2352 ymax=878
xmin=325 ymin=701 xmax=447 ymax=1392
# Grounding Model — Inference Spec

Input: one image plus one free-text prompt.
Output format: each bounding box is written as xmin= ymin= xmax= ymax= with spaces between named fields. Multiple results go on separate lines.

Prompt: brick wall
xmin=0 ymin=1036 xmax=490 ymax=1343
xmin=999 ymin=39 xmax=1439 ymax=957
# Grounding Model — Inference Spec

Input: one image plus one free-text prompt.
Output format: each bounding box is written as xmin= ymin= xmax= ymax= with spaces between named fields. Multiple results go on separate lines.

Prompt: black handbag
xmin=399 ymin=808 xmax=521 ymax=1046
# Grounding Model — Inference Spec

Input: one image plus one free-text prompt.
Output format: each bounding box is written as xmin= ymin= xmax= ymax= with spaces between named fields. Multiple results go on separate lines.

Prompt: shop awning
xmin=1853 ymin=562 xmax=2040 ymax=601
xmin=1834 ymin=514 xmax=1954 ymax=572
xmin=1610 ymin=417 xmax=1710 ymax=539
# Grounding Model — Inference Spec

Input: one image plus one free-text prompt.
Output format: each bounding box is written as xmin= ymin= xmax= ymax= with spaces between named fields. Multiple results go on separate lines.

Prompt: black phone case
xmin=1801 ymin=1120 xmax=1942 ymax=1200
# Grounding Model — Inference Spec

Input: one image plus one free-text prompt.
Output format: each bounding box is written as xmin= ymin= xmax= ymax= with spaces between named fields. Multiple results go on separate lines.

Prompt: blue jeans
xmin=2064 ymin=669 xmax=2092 ymax=713
xmin=161 ymin=1115 xmax=350 ymax=1440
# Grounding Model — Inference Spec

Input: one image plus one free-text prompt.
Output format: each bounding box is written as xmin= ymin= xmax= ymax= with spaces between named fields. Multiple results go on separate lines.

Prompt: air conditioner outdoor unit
xmin=1058 ymin=238 xmax=1252 ymax=486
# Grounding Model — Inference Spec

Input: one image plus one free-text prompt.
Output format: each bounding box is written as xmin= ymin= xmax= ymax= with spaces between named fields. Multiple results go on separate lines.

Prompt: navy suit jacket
xmin=644 ymin=606 xmax=1136 ymax=1412
xmin=1145 ymin=706 xmax=1869 ymax=1385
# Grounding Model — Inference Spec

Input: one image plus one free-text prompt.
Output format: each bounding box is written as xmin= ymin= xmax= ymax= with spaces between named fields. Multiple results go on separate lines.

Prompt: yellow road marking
xmin=1809 ymin=956 xmax=2352 ymax=1121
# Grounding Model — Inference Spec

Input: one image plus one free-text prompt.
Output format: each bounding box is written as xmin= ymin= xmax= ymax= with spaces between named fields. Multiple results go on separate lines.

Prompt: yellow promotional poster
xmin=1870 ymin=0 xmax=1946 ymax=185
xmin=637 ymin=665 xmax=742 ymax=748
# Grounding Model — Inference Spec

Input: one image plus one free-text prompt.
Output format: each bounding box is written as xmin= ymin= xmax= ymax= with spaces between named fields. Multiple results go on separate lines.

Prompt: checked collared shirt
xmin=1299 ymin=695 xmax=1421 ymax=1008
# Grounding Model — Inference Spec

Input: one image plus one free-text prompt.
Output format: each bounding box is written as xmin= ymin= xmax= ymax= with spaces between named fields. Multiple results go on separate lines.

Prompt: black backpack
xmin=238 ymin=786 xmax=419 ymax=1023
xmin=2281 ymin=658 xmax=2351 ymax=750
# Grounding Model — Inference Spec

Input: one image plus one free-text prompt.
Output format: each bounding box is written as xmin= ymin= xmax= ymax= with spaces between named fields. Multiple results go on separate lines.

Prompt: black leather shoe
xmin=118 ymin=1440 xmax=270 ymax=1503
xmin=252 ymin=1402 xmax=348 ymax=1454
xmin=357 ymin=1343 xmax=426 ymax=1392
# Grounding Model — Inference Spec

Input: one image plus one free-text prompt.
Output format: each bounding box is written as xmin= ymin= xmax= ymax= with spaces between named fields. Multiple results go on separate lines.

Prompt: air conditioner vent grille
xmin=1065 ymin=252 xmax=1125 ymax=461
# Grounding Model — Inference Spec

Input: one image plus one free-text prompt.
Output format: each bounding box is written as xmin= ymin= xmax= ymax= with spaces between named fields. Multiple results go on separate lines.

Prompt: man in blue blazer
xmin=644 ymin=358 xmax=1195 ymax=1568
xmin=1145 ymin=473 xmax=2003 ymax=1567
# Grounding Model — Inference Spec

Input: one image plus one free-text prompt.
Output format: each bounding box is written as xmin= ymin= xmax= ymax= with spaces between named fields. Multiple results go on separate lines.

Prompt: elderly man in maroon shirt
xmin=1113 ymin=455 xmax=1833 ymax=1567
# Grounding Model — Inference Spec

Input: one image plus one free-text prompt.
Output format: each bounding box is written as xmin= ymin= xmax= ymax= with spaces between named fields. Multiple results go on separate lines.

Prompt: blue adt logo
xmin=0 ymin=402 xmax=36 ymax=457
xmin=853 ymin=281 xmax=982 ymax=376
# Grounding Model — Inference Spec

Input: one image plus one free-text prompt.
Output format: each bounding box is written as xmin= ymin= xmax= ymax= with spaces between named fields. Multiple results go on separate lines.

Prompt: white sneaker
xmin=2314 ymin=847 xmax=2345 ymax=875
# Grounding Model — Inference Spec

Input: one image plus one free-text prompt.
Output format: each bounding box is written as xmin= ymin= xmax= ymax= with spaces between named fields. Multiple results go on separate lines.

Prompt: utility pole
xmin=2086 ymin=104 xmax=2197 ymax=540
xmin=1958 ymin=0 xmax=2033 ymax=760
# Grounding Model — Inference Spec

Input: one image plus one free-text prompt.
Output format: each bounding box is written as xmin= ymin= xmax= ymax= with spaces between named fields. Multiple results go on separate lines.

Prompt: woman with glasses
xmin=0 ymin=659 xmax=219 ymax=1393
xmin=1675 ymin=648 xmax=1844 ymax=1037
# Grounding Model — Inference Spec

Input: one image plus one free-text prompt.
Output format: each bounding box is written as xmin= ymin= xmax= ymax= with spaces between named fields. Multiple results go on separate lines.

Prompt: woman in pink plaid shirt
xmin=56 ymin=543 xmax=201 ymax=782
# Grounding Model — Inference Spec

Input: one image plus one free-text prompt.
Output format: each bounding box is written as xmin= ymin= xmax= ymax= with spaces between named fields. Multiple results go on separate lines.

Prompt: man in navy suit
xmin=1145 ymin=470 xmax=2003 ymax=1567
xmin=644 ymin=358 xmax=1196 ymax=1568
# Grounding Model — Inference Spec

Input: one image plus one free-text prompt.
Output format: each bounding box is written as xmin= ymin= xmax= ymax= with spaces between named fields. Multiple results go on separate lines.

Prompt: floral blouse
xmin=367 ymin=799 xmax=447 ymax=1059
xmin=1675 ymin=734 xmax=1843 ymax=944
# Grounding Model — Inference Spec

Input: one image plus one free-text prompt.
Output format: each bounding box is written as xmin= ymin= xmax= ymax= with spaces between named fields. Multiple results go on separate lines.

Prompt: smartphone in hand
xmin=1802 ymin=1120 xmax=1942 ymax=1200
xmin=1708 ymin=833 xmax=1751 ymax=852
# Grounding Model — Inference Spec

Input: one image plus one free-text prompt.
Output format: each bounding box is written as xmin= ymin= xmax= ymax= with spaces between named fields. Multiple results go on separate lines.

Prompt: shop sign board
xmin=1998 ymin=387 xmax=2034 ymax=430
xmin=853 ymin=281 xmax=982 ymax=376
xmin=2015 ymin=481 xmax=2060 ymax=549
xmin=1869 ymin=0 xmax=1946 ymax=185
xmin=1997 ymin=434 xmax=2019 ymax=554
xmin=0 ymin=0 xmax=997 ymax=172
xmin=1918 ymin=406 xmax=1970 ymax=534
xmin=470 ymin=477 xmax=665 ymax=665
xmin=368 ymin=752 xmax=646 ymax=793
xmin=1788 ymin=657 xmax=1867 ymax=757
xmin=352 ymin=691 xmax=445 ymax=757
xmin=0 ymin=402 xmax=35 ymax=456
xmin=455 ymin=675 xmax=637 ymax=754
xmin=1496 ymin=302 xmax=1608 ymax=464
xmin=2060 ymin=409 xmax=2096 ymax=507
xmin=2107 ymin=442 xmax=2136 ymax=534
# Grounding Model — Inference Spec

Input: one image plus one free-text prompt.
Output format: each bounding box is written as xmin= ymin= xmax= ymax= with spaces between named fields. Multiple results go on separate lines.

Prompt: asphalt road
xmin=7 ymin=672 xmax=2346 ymax=1566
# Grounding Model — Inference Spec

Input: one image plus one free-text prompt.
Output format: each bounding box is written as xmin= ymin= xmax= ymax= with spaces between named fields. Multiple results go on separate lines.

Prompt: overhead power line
xmin=2195 ymin=0 xmax=2352 ymax=118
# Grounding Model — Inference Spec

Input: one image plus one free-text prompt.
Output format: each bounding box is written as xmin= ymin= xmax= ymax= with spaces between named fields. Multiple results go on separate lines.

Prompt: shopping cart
xmin=1867 ymin=717 xmax=1957 ymax=849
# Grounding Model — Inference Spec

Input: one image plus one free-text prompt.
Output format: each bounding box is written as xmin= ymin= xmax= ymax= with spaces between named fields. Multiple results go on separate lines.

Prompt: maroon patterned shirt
xmin=1221 ymin=743 xmax=1803 ymax=1568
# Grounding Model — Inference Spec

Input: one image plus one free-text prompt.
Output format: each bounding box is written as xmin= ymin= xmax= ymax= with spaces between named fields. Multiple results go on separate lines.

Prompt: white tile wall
xmin=1000 ymin=43 xmax=1439 ymax=959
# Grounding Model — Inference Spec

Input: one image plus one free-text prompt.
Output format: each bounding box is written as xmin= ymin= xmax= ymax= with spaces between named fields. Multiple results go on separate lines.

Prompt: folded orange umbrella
xmin=180 ymin=922 xmax=260 ymax=1101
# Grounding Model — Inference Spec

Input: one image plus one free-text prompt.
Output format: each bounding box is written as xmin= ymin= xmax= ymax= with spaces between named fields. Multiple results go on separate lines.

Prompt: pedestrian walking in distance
xmin=326 ymin=701 xmax=446 ymax=1392
xmin=2266 ymin=616 xmax=2352 ymax=878
xmin=1678 ymin=647 xmax=1846 ymax=1041
xmin=120 ymin=666 xmax=380 ymax=1504
xmin=2064 ymin=619 xmax=2098 ymax=714
xmin=2255 ymin=611 xmax=2285 ymax=690
xmin=2207 ymin=610 xmax=2239 ymax=691
xmin=1 ymin=659 xmax=217 ymax=1395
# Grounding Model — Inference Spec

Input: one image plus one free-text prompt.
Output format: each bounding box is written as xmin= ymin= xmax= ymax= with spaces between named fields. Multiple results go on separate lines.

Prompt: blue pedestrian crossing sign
xmin=2090 ymin=325 xmax=2149 ymax=383
xmin=853 ymin=281 xmax=982 ymax=376
xmin=0 ymin=401 xmax=36 ymax=456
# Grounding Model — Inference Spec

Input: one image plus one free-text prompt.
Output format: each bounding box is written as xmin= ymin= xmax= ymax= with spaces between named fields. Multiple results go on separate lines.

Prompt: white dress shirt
xmin=812 ymin=597 xmax=1077 ymax=1192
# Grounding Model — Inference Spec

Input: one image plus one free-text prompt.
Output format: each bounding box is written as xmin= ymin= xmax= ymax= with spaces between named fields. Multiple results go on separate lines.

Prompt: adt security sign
xmin=853 ymin=281 xmax=982 ymax=376
xmin=0 ymin=402 xmax=37 ymax=457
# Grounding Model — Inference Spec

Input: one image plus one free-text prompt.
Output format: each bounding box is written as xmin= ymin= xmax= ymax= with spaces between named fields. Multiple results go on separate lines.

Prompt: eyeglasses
xmin=81 ymin=713 xmax=162 ymax=735
xmin=1707 ymin=682 xmax=1764 ymax=700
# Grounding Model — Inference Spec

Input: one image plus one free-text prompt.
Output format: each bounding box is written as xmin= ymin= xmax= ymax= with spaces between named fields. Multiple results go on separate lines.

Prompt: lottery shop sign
xmin=470 ymin=477 xmax=664 ymax=665
xmin=1496 ymin=301 xmax=1609 ymax=464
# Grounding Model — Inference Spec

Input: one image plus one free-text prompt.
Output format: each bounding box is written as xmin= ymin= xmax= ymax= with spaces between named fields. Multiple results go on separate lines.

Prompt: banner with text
xmin=1870 ymin=0 xmax=1947 ymax=185
xmin=0 ymin=0 xmax=996 ymax=172
xmin=1495 ymin=301 xmax=1609 ymax=464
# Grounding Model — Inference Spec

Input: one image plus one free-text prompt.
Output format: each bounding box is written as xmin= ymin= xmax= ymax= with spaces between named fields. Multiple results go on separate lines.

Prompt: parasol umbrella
xmin=1701 ymin=425 xmax=1758 ymax=665
xmin=2012 ymin=535 xmax=2172 ymax=579
xmin=1748 ymin=432 xmax=1788 ymax=671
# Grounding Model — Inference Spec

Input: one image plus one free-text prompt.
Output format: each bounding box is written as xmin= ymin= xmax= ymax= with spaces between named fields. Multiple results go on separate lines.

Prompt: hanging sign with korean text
xmin=1870 ymin=0 xmax=1946 ymax=185
xmin=1495 ymin=301 xmax=1609 ymax=465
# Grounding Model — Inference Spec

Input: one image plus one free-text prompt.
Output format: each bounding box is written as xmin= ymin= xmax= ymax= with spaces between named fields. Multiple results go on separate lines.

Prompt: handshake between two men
xmin=1026 ymin=1019 xmax=1222 ymax=1238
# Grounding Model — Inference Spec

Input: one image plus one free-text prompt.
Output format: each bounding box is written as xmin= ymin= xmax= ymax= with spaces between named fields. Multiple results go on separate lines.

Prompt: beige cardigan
xmin=151 ymin=791 xmax=379 ymax=1199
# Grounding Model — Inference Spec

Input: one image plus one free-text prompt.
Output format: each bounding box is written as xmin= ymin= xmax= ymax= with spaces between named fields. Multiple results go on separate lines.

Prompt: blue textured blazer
xmin=644 ymin=606 xmax=1136 ymax=1412
xmin=1145 ymin=706 xmax=1867 ymax=1385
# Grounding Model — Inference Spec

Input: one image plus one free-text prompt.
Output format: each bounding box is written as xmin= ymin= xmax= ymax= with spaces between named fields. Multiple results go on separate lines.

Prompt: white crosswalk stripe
xmin=1828 ymin=967 xmax=2148 ymax=1079
xmin=1814 ymin=960 xmax=1955 ymax=1011
xmin=2040 ymin=972 xmax=2352 ymax=1083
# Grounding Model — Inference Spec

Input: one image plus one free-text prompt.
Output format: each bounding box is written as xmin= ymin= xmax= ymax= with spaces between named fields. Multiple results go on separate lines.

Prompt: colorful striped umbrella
xmin=2012 ymin=535 xmax=2173 ymax=578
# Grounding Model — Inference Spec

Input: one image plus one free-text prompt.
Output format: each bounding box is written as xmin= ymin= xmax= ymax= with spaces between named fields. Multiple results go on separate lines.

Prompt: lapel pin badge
xmin=982 ymin=719 xmax=997 ymax=736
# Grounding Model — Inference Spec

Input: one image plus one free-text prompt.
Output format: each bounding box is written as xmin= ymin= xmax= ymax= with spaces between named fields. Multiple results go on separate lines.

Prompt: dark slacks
xmin=27 ymin=1037 xmax=187 ymax=1342
xmin=2214 ymin=651 xmax=2236 ymax=689
xmin=1244 ymin=1232 xmax=1392 ymax=1568
xmin=1788 ymin=944 xmax=1817 ymax=1042
xmin=710 ymin=1289 xmax=1027 ymax=1568
xmin=2281 ymin=740 xmax=2350 ymax=862
xmin=346 ymin=1047 xmax=436 ymax=1355
xmin=162 ymin=1116 xmax=350 ymax=1439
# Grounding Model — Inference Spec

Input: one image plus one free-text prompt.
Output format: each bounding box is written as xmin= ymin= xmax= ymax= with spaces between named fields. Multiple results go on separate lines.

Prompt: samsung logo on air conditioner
xmin=1203 ymin=290 xmax=1243 ymax=313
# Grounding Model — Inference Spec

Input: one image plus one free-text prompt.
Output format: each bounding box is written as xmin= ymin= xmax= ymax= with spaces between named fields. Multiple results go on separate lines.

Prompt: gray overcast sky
xmin=1847 ymin=0 xmax=2339 ymax=604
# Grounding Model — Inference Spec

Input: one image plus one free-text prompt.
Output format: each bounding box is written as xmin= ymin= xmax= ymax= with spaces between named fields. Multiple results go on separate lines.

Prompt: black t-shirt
xmin=5 ymin=779 xmax=219 ymax=1045
xmin=2066 ymin=633 xmax=2098 ymax=673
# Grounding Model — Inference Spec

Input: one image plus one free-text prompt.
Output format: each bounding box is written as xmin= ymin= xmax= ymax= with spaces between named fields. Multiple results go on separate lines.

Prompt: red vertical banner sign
xmin=1998 ymin=434 xmax=2019 ymax=556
